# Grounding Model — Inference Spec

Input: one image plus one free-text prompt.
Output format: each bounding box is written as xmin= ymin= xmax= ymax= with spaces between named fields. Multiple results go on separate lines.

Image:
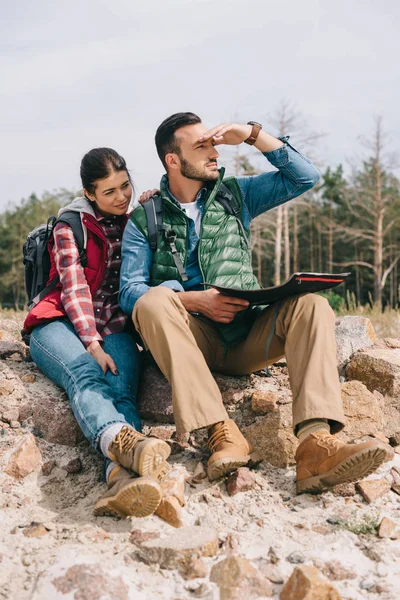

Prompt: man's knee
xmin=297 ymin=293 xmax=333 ymax=317
xmin=133 ymin=286 xmax=177 ymax=324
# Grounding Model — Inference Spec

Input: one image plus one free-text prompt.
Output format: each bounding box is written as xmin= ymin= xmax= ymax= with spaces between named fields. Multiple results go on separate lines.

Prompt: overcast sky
xmin=1 ymin=0 xmax=399 ymax=210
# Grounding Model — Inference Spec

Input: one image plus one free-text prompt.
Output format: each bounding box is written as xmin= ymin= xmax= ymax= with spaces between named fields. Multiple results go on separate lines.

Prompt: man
xmin=120 ymin=112 xmax=388 ymax=494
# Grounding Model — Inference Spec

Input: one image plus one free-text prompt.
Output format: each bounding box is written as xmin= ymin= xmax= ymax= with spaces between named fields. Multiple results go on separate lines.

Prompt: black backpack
xmin=23 ymin=211 xmax=87 ymax=310
xmin=142 ymin=183 xmax=249 ymax=281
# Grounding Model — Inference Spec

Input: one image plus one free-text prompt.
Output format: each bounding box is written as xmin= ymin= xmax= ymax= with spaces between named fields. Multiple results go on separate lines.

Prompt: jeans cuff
xmin=94 ymin=419 xmax=128 ymax=449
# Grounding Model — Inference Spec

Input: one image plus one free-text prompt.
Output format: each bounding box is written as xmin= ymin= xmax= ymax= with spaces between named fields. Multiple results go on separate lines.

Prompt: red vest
xmin=24 ymin=212 xmax=118 ymax=333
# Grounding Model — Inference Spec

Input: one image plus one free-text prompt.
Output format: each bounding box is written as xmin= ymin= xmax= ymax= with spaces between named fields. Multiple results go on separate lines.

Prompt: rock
xmin=261 ymin=563 xmax=284 ymax=584
xmin=129 ymin=530 xmax=160 ymax=545
xmin=210 ymin=556 xmax=273 ymax=599
xmin=150 ymin=425 xmax=175 ymax=440
xmin=155 ymin=496 xmax=184 ymax=528
xmin=335 ymin=316 xmax=376 ymax=372
xmin=159 ymin=465 xmax=188 ymax=505
xmin=23 ymin=523 xmax=47 ymax=538
xmin=346 ymin=348 xmax=400 ymax=396
xmin=338 ymin=381 xmax=383 ymax=441
xmin=280 ymin=565 xmax=342 ymax=600
xmin=315 ymin=560 xmax=357 ymax=581
xmin=179 ymin=557 xmax=207 ymax=580
xmin=0 ymin=341 xmax=27 ymax=360
xmin=42 ymin=460 xmax=55 ymax=476
xmin=191 ymin=462 xmax=207 ymax=483
xmin=51 ymin=564 xmax=129 ymax=599
xmin=21 ymin=373 xmax=36 ymax=384
xmin=135 ymin=526 xmax=218 ymax=569
xmin=10 ymin=421 xmax=20 ymax=428
xmin=390 ymin=466 xmax=400 ymax=495
xmin=389 ymin=431 xmax=400 ymax=446
xmin=32 ymin=398 xmax=84 ymax=446
xmin=333 ymin=483 xmax=356 ymax=497
xmin=1 ymin=408 xmax=19 ymax=423
xmin=356 ymin=478 xmax=391 ymax=503
xmin=4 ymin=434 xmax=42 ymax=479
xmin=226 ymin=468 xmax=256 ymax=496
xmin=286 ymin=551 xmax=305 ymax=564
xmin=222 ymin=389 xmax=245 ymax=404
xmin=311 ymin=525 xmax=330 ymax=535
xmin=138 ymin=364 xmax=174 ymax=423
xmin=243 ymin=402 xmax=297 ymax=468
xmin=251 ymin=390 xmax=278 ymax=414
xmin=268 ymin=547 xmax=279 ymax=564
xmin=377 ymin=517 xmax=400 ymax=539
xmin=0 ymin=379 xmax=15 ymax=396
xmin=384 ymin=338 xmax=400 ymax=349
xmin=63 ymin=457 xmax=83 ymax=473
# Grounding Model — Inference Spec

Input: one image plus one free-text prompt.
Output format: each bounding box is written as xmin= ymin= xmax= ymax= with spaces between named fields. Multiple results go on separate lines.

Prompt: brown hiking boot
xmin=207 ymin=419 xmax=261 ymax=481
xmin=296 ymin=430 xmax=390 ymax=494
xmin=93 ymin=465 xmax=162 ymax=518
xmin=108 ymin=426 xmax=171 ymax=480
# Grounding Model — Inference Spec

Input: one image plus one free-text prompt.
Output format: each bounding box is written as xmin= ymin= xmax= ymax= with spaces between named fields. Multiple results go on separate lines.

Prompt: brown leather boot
xmin=296 ymin=430 xmax=389 ymax=494
xmin=207 ymin=419 xmax=261 ymax=481
xmin=93 ymin=465 xmax=162 ymax=518
xmin=108 ymin=426 xmax=171 ymax=480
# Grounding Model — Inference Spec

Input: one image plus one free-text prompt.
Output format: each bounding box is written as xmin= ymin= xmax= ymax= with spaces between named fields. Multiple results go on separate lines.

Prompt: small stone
xmin=251 ymin=391 xmax=278 ymax=414
xmin=222 ymin=389 xmax=245 ymax=405
xmin=333 ymin=483 xmax=356 ymax=497
xmin=311 ymin=525 xmax=330 ymax=535
xmin=179 ymin=557 xmax=207 ymax=580
xmin=210 ymin=556 xmax=273 ymax=598
xmin=287 ymin=551 xmax=305 ymax=564
xmin=63 ymin=457 xmax=83 ymax=473
xmin=2 ymin=408 xmax=19 ymax=423
xmin=157 ymin=465 xmax=188 ymax=506
xmin=23 ymin=523 xmax=47 ymax=538
xmin=262 ymin=563 xmax=284 ymax=584
xmin=316 ymin=560 xmax=357 ymax=581
xmin=389 ymin=431 xmax=400 ymax=446
xmin=356 ymin=478 xmax=391 ymax=503
xmin=390 ymin=466 xmax=400 ymax=495
xmin=268 ymin=546 xmax=279 ymax=564
xmin=21 ymin=374 xmax=36 ymax=384
xmin=376 ymin=563 xmax=388 ymax=577
xmin=378 ymin=517 xmax=400 ymax=539
xmin=191 ymin=462 xmax=207 ymax=483
xmin=155 ymin=496 xmax=184 ymax=528
xmin=150 ymin=425 xmax=175 ymax=440
xmin=192 ymin=582 xmax=210 ymax=597
xmin=10 ymin=421 xmax=20 ymax=429
xmin=42 ymin=460 xmax=55 ymax=476
xmin=226 ymin=467 xmax=255 ymax=497
xmin=4 ymin=434 xmax=42 ymax=479
xmin=360 ymin=577 xmax=376 ymax=591
xmin=280 ymin=565 xmax=342 ymax=600
xmin=385 ymin=338 xmax=400 ymax=349
xmin=129 ymin=529 xmax=159 ymax=545
xmin=0 ymin=380 xmax=15 ymax=395
xmin=135 ymin=526 xmax=218 ymax=569
xmin=22 ymin=555 xmax=33 ymax=566
xmin=222 ymin=533 xmax=240 ymax=555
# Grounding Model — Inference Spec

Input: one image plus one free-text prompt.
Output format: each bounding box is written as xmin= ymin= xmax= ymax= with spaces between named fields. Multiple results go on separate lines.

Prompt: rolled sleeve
xmin=237 ymin=137 xmax=321 ymax=222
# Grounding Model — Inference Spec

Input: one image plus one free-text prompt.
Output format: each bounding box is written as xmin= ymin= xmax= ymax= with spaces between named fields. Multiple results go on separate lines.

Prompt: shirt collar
xmin=166 ymin=182 xmax=207 ymax=208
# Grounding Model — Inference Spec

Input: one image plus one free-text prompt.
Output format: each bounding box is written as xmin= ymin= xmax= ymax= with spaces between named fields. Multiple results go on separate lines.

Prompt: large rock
xmin=280 ymin=565 xmax=342 ymax=600
xmin=346 ymin=348 xmax=400 ymax=397
xmin=0 ymin=340 xmax=27 ymax=360
xmin=338 ymin=381 xmax=384 ymax=441
xmin=210 ymin=556 xmax=273 ymax=599
xmin=32 ymin=398 xmax=84 ymax=446
xmin=335 ymin=316 xmax=376 ymax=372
xmin=135 ymin=526 xmax=218 ymax=569
xmin=4 ymin=433 xmax=42 ymax=479
xmin=138 ymin=365 xmax=174 ymax=423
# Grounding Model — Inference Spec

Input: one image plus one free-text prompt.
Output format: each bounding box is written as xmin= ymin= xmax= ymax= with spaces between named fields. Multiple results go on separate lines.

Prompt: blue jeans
xmin=30 ymin=320 xmax=142 ymax=451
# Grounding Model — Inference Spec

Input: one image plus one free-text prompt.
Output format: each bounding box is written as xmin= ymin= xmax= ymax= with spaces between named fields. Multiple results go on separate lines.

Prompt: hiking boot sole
xmin=207 ymin=451 xmax=261 ymax=481
xmin=296 ymin=445 xmax=389 ymax=495
xmin=93 ymin=477 xmax=162 ymax=518
xmin=133 ymin=438 xmax=172 ymax=479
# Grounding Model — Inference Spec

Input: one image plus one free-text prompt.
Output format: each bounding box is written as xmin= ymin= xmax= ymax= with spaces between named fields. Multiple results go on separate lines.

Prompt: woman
xmin=23 ymin=148 xmax=170 ymax=518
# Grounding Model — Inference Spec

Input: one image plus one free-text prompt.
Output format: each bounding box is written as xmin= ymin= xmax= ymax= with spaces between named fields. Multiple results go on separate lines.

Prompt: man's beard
xmin=179 ymin=157 xmax=219 ymax=182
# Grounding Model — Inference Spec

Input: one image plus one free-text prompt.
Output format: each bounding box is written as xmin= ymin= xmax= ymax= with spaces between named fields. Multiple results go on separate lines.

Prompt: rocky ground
xmin=0 ymin=312 xmax=400 ymax=599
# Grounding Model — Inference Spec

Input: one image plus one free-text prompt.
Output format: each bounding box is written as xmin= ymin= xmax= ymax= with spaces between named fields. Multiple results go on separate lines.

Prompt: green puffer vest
xmin=131 ymin=168 xmax=263 ymax=347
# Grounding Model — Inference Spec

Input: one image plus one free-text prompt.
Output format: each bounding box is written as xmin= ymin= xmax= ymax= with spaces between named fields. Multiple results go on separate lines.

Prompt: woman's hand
xmin=87 ymin=340 xmax=118 ymax=375
xmin=139 ymin=189 xmax=160 ymax=205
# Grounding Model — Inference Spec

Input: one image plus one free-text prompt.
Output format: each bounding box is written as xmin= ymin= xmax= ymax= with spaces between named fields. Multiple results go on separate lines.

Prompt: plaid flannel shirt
xmin=53 ymin=210 xmax=128 ymax=347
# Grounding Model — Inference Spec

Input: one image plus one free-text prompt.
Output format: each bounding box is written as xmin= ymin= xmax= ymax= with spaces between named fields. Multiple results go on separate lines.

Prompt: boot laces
xmin=113 ymin=427 xmax=145 ymax=454
xmin=207 ymin=424 xmax=234 ymax=453
xmin=318 ymin=433 xmax=342 ymax=452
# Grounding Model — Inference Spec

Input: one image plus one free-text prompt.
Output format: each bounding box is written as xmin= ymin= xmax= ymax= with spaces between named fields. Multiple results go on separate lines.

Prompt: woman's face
xmin=85 ymin=170 xmax=132 ymax=217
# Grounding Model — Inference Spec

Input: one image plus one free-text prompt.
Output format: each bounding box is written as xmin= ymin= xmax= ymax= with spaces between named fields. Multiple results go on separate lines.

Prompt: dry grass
xmin=337 ymin=294 xmax=400 ymax=339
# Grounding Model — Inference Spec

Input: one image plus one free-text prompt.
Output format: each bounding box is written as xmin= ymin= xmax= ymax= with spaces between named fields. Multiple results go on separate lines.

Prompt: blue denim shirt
xmin=119 ymin=140 xmax=320 ymax=314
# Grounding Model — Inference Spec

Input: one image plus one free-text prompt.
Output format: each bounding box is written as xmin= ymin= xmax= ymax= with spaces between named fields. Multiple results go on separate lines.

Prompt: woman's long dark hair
xmin=80 ymin=147 xmax=131 ymax=195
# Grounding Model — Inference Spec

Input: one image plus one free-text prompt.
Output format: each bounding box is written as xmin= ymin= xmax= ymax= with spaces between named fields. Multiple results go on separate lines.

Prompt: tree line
xmin=0 ymin=115 xmax=399 ymax=310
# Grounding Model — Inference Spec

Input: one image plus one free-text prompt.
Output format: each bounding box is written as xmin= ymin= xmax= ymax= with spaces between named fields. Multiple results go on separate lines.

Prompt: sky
xmin=1 ymin=0 xmax=399 ymax=210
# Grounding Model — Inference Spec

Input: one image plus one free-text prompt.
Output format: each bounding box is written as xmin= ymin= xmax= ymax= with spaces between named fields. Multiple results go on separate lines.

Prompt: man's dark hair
xmin=155 ymin=112 xmax=201 ymax=168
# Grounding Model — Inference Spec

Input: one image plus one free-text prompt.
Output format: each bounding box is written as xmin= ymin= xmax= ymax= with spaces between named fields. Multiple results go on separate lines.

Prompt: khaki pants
xmin=133 ymin=287 xmax=346 ymax=434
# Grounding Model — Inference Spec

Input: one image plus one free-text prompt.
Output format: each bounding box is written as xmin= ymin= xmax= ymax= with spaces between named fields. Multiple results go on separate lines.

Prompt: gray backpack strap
xmin=56 ymin=211 xmax=87 ymax=266
xmin=143 ymin=196 xmax=163 ymax=251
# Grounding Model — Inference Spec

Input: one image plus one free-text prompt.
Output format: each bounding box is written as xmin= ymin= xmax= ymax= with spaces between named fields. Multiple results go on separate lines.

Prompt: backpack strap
xmin=143 ymin=195 xmax=163 ymax=251
xmin=28 ymin=211 xmax=86 ymax=309
xmin=216 ymin=183 xmax=250 ymax=248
